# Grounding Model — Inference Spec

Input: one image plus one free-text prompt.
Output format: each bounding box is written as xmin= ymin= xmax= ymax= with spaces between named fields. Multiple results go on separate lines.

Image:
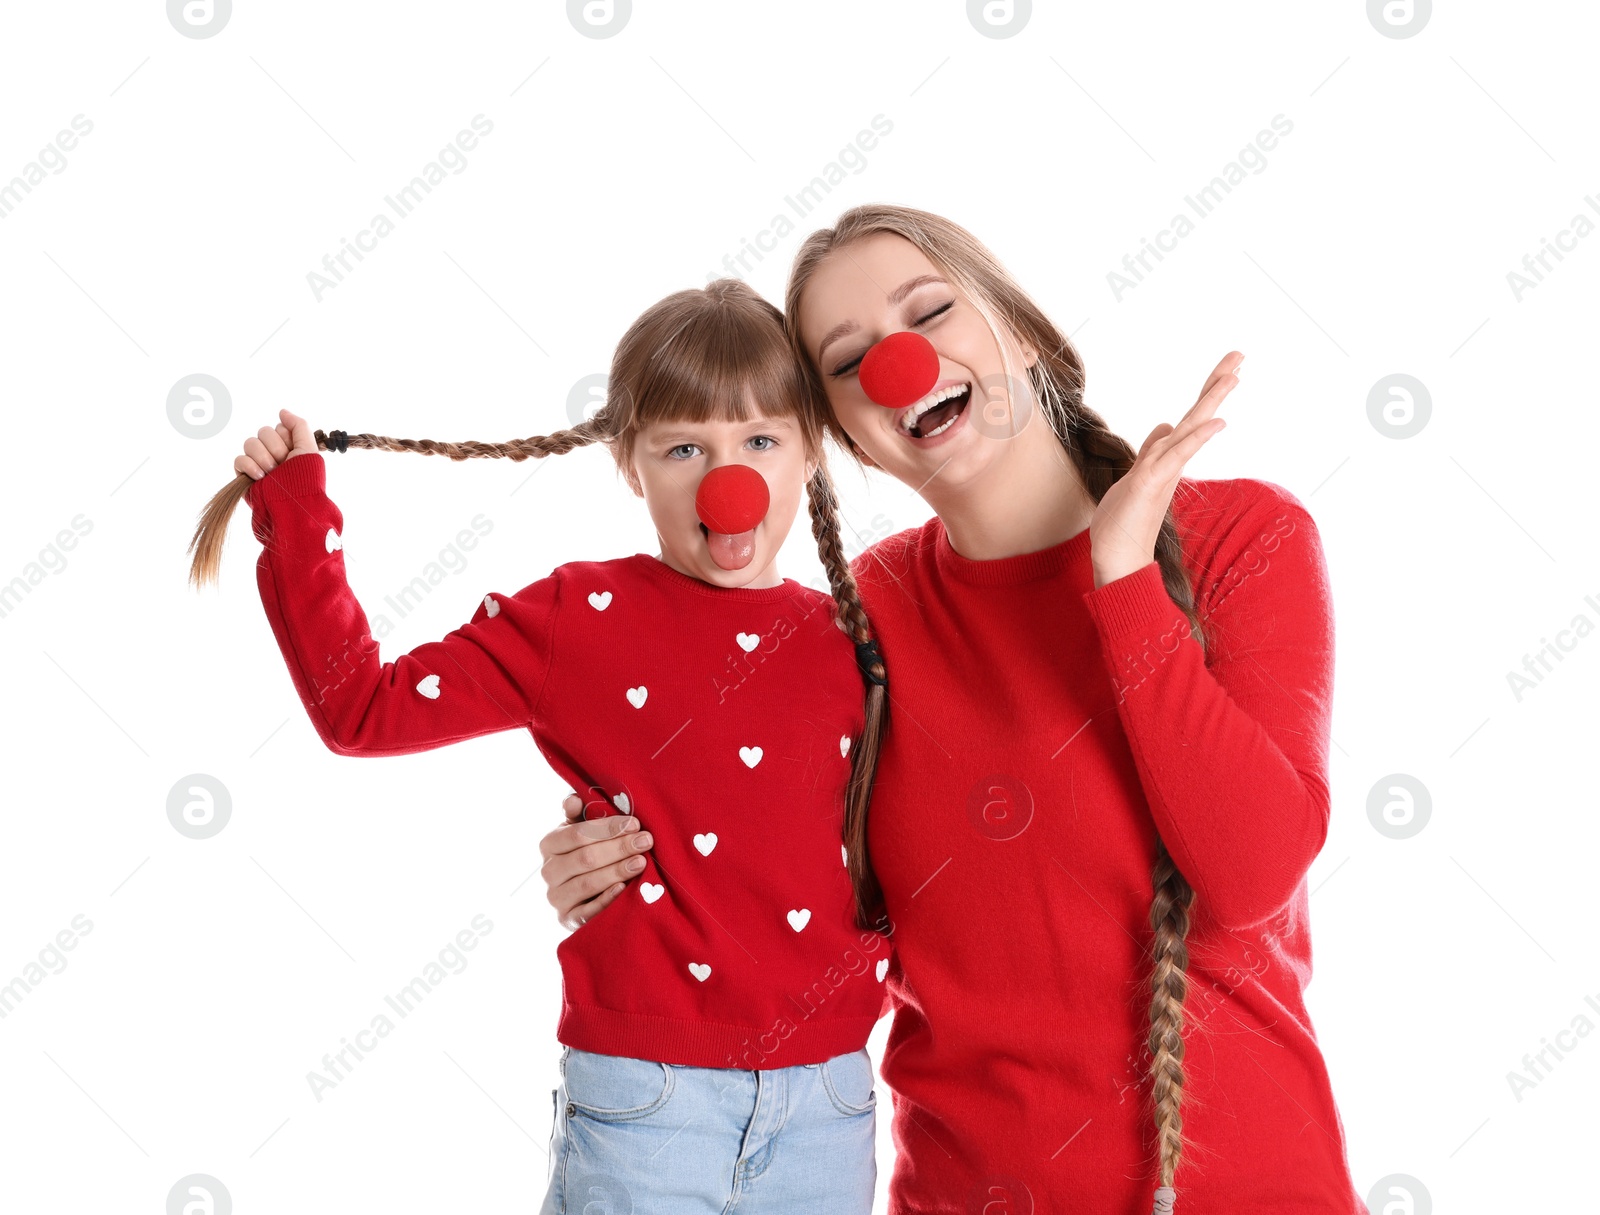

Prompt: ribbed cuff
xmin=246 ymin=451 xmax=326 ymax=508
xmin=1081 ymin=561 xmax=1180 ymax=641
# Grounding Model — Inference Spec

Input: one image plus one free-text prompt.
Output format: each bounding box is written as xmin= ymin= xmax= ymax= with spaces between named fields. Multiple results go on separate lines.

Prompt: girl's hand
xmin=1089 ymin=351 xmax=1242 ymax=588
xmin=538 ymin=794 xmax=654 ymax=930
xmin=234 ymin=408 xmax=318 ymax=480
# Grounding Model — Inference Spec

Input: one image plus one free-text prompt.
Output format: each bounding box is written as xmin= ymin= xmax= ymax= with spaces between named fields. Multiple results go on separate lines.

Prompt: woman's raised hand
xmin=1088 ymin=351 xmax=1242 ymax=588
xmin=235 ymin=408 xmax=318 ymax=480
xmin=539 ymin=794 xmax=654 ymax=930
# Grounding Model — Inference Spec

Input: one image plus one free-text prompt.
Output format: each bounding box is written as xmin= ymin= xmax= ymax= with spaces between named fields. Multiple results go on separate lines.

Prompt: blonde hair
xmin=784 ymin=205 xmax=1207 ymax=1214
xmin=187 ymin=277 xmax=891 ymax=936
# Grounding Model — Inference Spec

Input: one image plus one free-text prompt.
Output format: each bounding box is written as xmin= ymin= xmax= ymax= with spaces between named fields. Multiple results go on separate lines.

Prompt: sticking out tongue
xmin=705 ymin=525 xmax=758 ymax=570
xmin=695 ymin=464 xmax=770 ymax=574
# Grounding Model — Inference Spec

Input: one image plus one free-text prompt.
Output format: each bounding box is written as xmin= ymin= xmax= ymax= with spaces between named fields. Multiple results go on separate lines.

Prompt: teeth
xmin=900 ymin=383 xmax=970 ymax=434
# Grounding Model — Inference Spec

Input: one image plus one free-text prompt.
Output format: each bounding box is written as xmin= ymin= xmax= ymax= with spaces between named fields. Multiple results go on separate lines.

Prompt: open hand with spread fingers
xmin=1089 ymin=351 xmax=1243 ymax=588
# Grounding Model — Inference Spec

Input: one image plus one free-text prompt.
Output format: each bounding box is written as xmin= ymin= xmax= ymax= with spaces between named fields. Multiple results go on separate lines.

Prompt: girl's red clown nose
xmin=858 ymin=330 xmax=941 ymax=409
xmin=696 ymin=463 xmax=770 ymax=571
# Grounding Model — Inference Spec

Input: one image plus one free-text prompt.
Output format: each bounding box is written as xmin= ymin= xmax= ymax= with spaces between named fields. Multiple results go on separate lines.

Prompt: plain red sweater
xmin=247 ymin=452 xmax=887 ymax=1069
xmin=850 ymin=477 xmax=1363 ymax=1215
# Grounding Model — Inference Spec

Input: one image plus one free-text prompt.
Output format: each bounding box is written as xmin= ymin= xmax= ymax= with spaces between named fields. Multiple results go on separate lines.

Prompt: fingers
xmin=241 ymin=435 xmax=281 ymax=475
xmin=234 ymin=454 xmax=268 ymax=480
xmin=258 ymin=424 xmax=291 ymax=464
xmin=546 ymin=849 xmax=648 ymax=923
xmin=538 ymin=812 xmax=640 ymax=862
xmin=561 ymin=880 xmax=627 ymax=931
xmin=1193 ymin=351 xmax=1245 ymax=407
xmin=1136 ymin=423 xmax=1174 ymax=462
xmin=563 ymin=793 xmax=584 ymax=823
xmin=279 ymin=408 xmax=317 ymax=455
xmin=1149 ymin=416 xmax=1226 ymax=483
xmin=1142 ymin=371 xmax=1237 ymax=468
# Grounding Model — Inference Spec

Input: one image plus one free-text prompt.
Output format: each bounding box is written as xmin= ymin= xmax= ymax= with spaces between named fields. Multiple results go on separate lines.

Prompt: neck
xmin=927 ymin=420 xmax=1097 ymax=561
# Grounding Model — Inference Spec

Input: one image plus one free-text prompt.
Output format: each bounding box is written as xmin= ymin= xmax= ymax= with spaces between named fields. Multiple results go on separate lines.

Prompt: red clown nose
xmin=858 ymin=330 xmax=941 ymax=409
xmin=695 ymin=463 xmax=770 ymax=574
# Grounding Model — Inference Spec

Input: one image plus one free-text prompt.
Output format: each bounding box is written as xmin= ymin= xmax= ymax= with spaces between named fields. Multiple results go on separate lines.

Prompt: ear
xmin=1021 ymin=341 xmax=1040 ymax=370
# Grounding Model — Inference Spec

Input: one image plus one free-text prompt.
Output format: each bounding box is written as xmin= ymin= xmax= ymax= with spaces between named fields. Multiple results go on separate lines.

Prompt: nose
xmin=695 ymin=463 xmax=770 ymax=535
xmin=859 ymin=330 xmax=940 ymax=409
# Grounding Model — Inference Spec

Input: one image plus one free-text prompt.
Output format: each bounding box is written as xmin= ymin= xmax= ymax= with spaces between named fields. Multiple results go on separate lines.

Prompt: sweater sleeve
xmin=1080 ymin=479 xmax=1334 ymax=931
xmin=245 ymin=452 xmax=561 ymax=757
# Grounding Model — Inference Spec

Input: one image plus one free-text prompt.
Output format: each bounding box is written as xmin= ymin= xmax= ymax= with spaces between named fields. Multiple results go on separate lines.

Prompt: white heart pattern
xmin=693 ymin=833 xmax=717 ymax=857
xmin=482 ymin=595 xmax=500 ymax=618
xmin=876 ymin=958 xmax=889 ymax=982
xmin=739 ymin=746 xmax=763 ymax=769
xmin=588 ymin=591 xmax=613 ymax=611
xmin=614 ymin=793 xmax=631 ymax=815
xmin=841 ymin=843 xmax=848 ymax=867
xmin=325 ymin=528 xmax=342 ymax=552
xmin=688 ymin=962 xmax=711 ymax=982
xmin=415 ymin=674 xmax=440 ymax=699
xmin=626 ymin=686 xmax=648 ymax=709
xmin=736 ymin=632 xmax=760 ymax=653
xmin=787 ymin=908 xmax=811 ymax=932
xmin=640 ymin=882 xmax=664 ymax=904
xmin=840 ymin=734 xmax=851 ymax=758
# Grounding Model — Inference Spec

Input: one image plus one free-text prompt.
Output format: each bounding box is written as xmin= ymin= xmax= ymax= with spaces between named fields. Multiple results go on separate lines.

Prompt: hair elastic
xmin=854 ymin=637 xmax=888 ymax=688
xmin=324 ymin=429 xmax=350 ymax=453
xmin=1151 ymin=1186 xmax=1176 ymax=1214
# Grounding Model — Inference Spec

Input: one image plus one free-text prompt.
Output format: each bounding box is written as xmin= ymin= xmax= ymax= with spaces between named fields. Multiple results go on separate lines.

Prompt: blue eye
xmin=668 ymin=444 xmax=698 ymax=460
xmin=748 ymin=435 xmax=775 ymax=451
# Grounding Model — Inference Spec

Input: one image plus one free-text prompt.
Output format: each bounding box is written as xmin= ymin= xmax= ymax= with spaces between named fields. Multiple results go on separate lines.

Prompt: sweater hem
xmin=557 ymin=1003 xmax=880 ymax=1069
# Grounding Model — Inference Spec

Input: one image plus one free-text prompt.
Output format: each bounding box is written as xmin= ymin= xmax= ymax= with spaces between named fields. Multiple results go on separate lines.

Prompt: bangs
xmin=629 ymin=304 xmax=807 ymax=429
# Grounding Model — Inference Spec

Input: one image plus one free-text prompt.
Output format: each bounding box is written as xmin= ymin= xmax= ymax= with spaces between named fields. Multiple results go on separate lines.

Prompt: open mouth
xmin=899 ymin=382 xmax=971 ymax=439
xmin=698 ymin=519 xmax=758 ymax=571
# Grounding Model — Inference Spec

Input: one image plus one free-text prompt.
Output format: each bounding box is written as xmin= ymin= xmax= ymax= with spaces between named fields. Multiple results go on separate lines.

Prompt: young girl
xmin=186 ymin=278 xmax=892 ymax=1214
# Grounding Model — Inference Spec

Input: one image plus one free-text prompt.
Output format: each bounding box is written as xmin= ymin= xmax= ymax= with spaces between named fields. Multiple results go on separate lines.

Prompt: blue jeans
xmin=539 ymin=1045 xmax=877 ymax=1214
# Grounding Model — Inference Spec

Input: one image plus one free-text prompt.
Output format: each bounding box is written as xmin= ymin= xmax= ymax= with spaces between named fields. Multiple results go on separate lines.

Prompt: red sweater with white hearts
xmin=851 ymin=477 xmax=1363 ymax=1215
xmin=246 ymin=452 xmax=886 ymax=1069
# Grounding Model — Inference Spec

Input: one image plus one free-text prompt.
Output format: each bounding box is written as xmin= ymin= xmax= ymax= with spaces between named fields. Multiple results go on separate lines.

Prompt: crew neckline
xmin=932 ymin=514 xmax=1093 ymax=587
xmin=631 ymin=552 xmax=808 ymax=601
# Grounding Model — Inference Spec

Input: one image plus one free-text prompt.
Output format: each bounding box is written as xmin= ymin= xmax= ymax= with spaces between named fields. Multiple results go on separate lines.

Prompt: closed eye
xmin=829 ymin=300 xmax=954 ymax=378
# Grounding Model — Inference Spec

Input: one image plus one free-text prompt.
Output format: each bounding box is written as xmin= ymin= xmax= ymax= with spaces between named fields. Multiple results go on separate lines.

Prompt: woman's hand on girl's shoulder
xmin=235 ymin=408 xmax=319 ymax=480
xmin=539 ymin=793 xmax=654 ymax=931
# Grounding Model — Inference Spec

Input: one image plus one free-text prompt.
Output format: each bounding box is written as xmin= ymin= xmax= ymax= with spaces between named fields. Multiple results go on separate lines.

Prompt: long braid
xmin=1148 ymin=841 xmax=1192 ymax=1211
xmin=186 ymin=420 xmax=610 ymax=589
xmin=803 ymin=457 xmax=891 ymax=933
xmin=1064 ymin=404 xmax=1201 ymax=1213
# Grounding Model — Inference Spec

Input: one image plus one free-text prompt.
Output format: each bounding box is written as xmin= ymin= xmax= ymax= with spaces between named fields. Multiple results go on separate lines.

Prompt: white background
xmin=2 ymin=2 xmax=1596 ymax=1212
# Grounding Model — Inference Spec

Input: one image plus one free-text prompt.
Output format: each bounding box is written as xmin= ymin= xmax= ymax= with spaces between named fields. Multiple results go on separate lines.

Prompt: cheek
xmin=831 ymin=389 xmax=888 ymax=447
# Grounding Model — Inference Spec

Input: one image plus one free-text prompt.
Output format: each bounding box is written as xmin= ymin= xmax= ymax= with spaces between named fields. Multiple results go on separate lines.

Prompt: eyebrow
xmin=649 ymin=416 xmax=796 ymax=444
xmin=815 ymin=274 xmax=949 ymax=365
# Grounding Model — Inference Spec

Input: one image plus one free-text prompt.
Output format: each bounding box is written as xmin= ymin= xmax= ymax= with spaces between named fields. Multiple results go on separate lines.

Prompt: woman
xmin=539 ymin=205 xmax=1362 ymax=1215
